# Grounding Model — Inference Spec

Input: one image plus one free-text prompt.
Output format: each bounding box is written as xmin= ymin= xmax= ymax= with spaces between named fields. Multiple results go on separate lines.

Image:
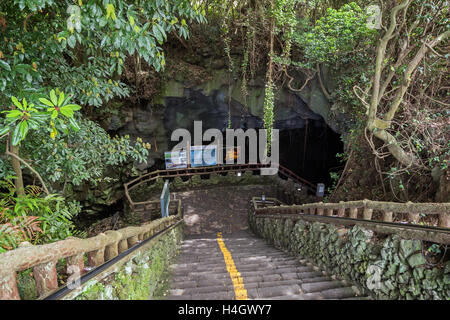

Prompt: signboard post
xmin=160 ymin=180 xmax=170 ymax=218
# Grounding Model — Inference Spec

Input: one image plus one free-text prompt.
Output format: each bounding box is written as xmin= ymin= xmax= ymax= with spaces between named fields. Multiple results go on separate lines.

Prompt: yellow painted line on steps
xmin=217 ymin=232 xmax=248 ymax=300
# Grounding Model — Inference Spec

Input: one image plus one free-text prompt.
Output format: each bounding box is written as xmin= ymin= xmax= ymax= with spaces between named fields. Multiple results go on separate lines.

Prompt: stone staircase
xmin=165 ymin=231 xmax=370 ymax=300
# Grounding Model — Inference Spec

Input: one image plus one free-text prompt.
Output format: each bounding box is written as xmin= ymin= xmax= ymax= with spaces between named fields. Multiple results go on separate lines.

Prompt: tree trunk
xmin=9 ymin=139 xmax=24 ymax=196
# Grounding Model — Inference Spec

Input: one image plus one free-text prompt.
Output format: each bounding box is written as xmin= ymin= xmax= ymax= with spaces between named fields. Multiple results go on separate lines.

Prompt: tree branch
xmin=5 ymin=150 xmax=50 ymax=195
xmin=316 ymin=63 xmax=331 ymax=101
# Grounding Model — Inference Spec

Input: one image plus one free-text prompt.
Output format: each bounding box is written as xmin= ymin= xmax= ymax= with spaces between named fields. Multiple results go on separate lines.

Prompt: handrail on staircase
xmin=123 ymin=163 xmax=317 ymax=209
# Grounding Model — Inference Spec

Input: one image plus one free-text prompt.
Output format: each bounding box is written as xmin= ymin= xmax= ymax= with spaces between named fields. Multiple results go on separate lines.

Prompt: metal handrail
xmin=124 ymin=163 xmax=316 ymax=208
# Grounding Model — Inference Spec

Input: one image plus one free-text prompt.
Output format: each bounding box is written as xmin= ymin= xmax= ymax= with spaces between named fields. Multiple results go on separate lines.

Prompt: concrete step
xmin=166 ymin=230 xmax=367 ymax=301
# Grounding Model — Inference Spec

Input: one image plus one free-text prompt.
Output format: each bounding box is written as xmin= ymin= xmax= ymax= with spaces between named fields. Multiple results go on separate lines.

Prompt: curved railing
xmin=252 ymin=198 xmax=450 ymax=229
xmin=124 ymin=163 xmax=316 ymax=210
xmin=0 ymin=200 xmax=182 ymax=300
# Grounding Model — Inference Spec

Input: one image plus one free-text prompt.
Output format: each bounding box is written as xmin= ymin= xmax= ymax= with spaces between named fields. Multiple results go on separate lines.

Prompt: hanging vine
xmin=221 ymin=15 xmax=234 ymax=129
xmin=263 ymin=0 xmax=276 ymax=152
xmin=241 ymin=20 xmax=250 ymax=108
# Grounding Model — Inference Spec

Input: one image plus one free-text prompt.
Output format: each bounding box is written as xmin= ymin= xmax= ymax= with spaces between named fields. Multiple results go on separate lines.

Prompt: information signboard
xmin=164 ymin=151 xmax=188 ymax=169
xmin=190 ymin=145 xmax=217 ymax=167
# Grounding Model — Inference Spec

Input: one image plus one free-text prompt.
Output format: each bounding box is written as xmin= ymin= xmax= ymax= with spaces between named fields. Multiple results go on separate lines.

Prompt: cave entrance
xmin=278 ymin=120 xmax=344 ymax=187
xmin=161 ymin=89 xmax=344 ymax=188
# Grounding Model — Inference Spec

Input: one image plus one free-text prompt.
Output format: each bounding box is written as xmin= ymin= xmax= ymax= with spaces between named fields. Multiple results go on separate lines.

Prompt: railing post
xmin=382 ymin=211 xmax=393 ymax=222
xmin=0 ymin=272 xmax=21 ymax=300
xmin=104 ymin=230 xmax=122 ymax=261
xmin=363 ymin=208 xmax=373 ymax=220
xmin=337 ymin=202 xmax=345 ymax=217
xmin=326 ymin=208 xmax=333 ymax=216
xmin=439 ymin=213 xmax=449 ymax=228
xmin=118 ymin=239 xmax=128 ymax=253
xmin=33 ymin=261 xmax=59 ymax=297
xmin=87 ymin=248 xmax=105 ymax=267
xmin=309 ymin=208 xmax=315 ymax=215
xmin=408 ymin=212 xmax=420 ymax=224
xmin=66 ymin=253 xmax=85 ymax=274
xmin=127 ymin=235 xmax=139 ymax=248
xmin=349 ymin=207 xmax=358 ymax=219
xmin=317 ymin=208 xmax=324 ymax=215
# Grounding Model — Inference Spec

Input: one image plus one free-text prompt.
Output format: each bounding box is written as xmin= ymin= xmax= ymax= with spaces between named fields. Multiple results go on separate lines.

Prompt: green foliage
xmin=0 ymin=0 xmax=206 ymax=107
xmin=21 ymin=119 xmax=150 ymax=187
xmin=1 ymin=89 xmax=81 ymax=146
xmin=0 ymin=177 xmax=83 ymax=252
xmin=263 ymin=80 xmax=275 ymax=151
xmin=427 ymin=244 xmax=441 ymax=255
xmin=300 ymin=2 xmax=376 ymax=66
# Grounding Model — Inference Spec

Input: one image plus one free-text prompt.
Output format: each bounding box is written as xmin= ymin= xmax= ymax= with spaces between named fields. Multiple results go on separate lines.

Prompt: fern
xmin=0 ymin=178 xmax=83 ymax=250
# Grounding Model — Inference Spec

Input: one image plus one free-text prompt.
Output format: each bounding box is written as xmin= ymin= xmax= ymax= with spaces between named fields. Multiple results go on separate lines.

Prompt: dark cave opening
xmin=278 ymin=123 xmax=344 ymax=187
xmin=161 ymin=120 xmax=344 ymax=189
xmin=115 ymin=90 xmax=345 ymax=192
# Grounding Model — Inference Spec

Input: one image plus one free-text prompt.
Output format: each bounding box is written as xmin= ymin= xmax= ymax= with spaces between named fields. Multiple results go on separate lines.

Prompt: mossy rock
xmin=189 ymin=175 xmax=202 ymax=187
xmin=17 ymin=270 xmax=37 ymax=300
xmin=207 ymin=172 xmax=221 ymax=185
xmin=172 ymin=176 xmax=187 ymax=190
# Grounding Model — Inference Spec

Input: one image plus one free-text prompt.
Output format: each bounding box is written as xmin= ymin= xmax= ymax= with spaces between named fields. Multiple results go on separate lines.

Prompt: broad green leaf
xmin=11 ymin=96 xmax=23 ymax=110
xmin=19 ymin=120 xmax=29 ymax=140
xmin=58 ymin=92 xmax=65 ymax=107
xmin=64 ymin=104 xmax=82 ymax=111
xmin=39 ymin=98 xmax=54 ymax=107
xmin=68 ymin=117 xmax=80 ymax=131
xmin=50 ymin=90 xmax=57 ymax=105
xmin=11 ymin=124 xmax=22 ymax=146
xmin=61 ymin=94 xmax=72 ymax=106
xmin=0 ymin=60 xmax=11 ymax=71
xmin=68 ymin=35 xmax=76 ymax=49
xmin=22 ymin=98 xmax=27 ymax=109
xmin=51 ymin=110 xmax=58 ymax=119
xmin=156 ymin=24 xmax=167 ymax=40
xmin=27 ymin=119 xmax=39 ymax=130
xmin=99 ymin=17 xmax=108 ymax=27
xmin=60 ymin=106 xmax=74 ymax=118
xmin=0 ymin=126 xmax=10 ymax=136
xmin=152 ymin=25 xmax=163 ymax=44
xmin=6 ymin=110 xmax=22 ymax=118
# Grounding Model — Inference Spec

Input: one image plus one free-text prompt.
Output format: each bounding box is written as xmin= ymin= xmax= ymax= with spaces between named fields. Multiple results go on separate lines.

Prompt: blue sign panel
xmin=190 ymin=145 xmax=217 ymax=167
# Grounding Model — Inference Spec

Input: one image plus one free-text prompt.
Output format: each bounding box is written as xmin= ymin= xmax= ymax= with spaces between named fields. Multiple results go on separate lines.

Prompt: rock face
xmin=107 ymin=67 xmax=351 ymax=170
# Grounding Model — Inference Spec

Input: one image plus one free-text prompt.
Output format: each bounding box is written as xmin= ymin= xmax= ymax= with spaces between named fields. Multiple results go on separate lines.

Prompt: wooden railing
xmin=253 ymin=199 xmax=450 ymax=228
xmin=0 ymin=200 xmax=182 ymax=300
xmin=124 ymin=163 xmax=316 ymax=210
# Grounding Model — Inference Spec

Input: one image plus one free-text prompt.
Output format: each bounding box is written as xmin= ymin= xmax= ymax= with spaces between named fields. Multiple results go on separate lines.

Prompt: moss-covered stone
xmin=17 ymin=269 xmax=38 ymax=300
xmin=249 ymin=213 xmax=450 ymax=300
xmin=74 ymin=225 xmax=182 ymax=300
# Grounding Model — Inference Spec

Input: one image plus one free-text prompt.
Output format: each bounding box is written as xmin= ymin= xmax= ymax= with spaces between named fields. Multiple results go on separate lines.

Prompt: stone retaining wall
xmin=73 ymin=223 xmax=183 ymax=300
xmin=249 ymin=213 xmax=450 ymax=300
